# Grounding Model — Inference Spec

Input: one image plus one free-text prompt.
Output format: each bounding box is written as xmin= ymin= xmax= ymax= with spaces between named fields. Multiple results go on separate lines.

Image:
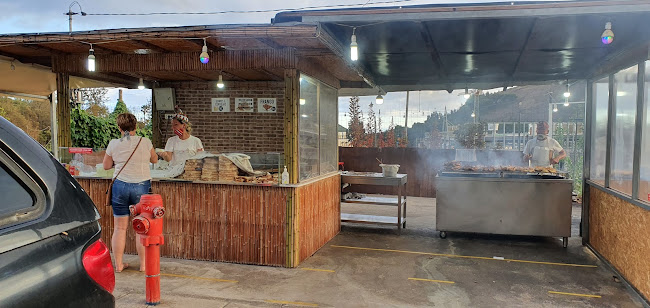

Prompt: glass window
xmin=590 ymin=77 xmax=609 ymax=186
xmin=298 ymin=74 xmax=339 ymax=181
xmin=609 ymin=65 xmax=638 ymax=195
xmin=299 ymin=76 xmax=320 ymax=181
xmin=0 ymin=162 xmax=34 ymax=217
xmin=320 ymin=85 xmax=338 ymax=174
xmin=639 ymin=61 xmax=650 ymax=202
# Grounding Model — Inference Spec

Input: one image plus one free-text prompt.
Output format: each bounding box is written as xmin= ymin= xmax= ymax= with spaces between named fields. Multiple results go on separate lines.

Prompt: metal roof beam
xmin=299 ymin=1 xmax=650 ymax=23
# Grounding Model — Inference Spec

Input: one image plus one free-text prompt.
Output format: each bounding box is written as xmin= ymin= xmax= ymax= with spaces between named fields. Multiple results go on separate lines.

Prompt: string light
xmin=553 ymin=104 xmax=558 ymax=112
xmin=199 ymin=38 xmax=209 ymax=64
xmin=602 ymin=22 xmax=614 ymax=45
xmin=138 ymin=78 xmax=145 ymax=90
xmin=471 ymin=112 xmax=475 ymax=117
xmin=87 ymin=44 xmax=95 ymax=72
xmin=350 ymin=28 xmax=358 ymax=61
xmin=217 ymin=74 xmax=224 ymax=88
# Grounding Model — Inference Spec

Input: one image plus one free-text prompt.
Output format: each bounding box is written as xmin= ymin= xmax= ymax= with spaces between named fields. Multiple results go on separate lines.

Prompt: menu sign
xmin=211 ymin=98 xmax=230 ymax=112
xmin=235 ymin=98 xmax=254 ymax=112
xmin=258 ymin=98 xmax=277 ymax=113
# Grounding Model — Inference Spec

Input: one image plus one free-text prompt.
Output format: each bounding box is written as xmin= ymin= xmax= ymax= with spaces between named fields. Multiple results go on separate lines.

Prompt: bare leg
xmin=112 ymin=216 xmax=130 ymax=271
xmin=136 ymin=234 xmax=146 ymax=271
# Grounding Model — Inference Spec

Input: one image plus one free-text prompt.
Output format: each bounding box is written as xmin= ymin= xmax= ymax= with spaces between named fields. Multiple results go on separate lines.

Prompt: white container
xmin=281 ymin=166 xmax=289 ymax=184
xmin=379 ymin=164 xmax=400 ymax=177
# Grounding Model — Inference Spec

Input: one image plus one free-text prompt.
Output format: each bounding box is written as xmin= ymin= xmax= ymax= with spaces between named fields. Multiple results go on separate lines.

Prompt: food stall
xmin=0 ymin=24 xmax=365 ymax=268
xmin=436 ymin=163 xmax=573 ymax=247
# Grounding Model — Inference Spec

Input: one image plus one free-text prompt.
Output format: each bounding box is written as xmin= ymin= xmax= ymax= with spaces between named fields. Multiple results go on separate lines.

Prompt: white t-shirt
xmin=106 ymin=136 xmax=153 ymax=183
xmin=523 ymin=137 xmax=563 ymax=167
xmin=164 ymin=135 xmax=204 ymax=166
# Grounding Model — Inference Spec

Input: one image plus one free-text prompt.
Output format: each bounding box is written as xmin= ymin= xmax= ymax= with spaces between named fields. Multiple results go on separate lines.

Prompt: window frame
xmin=586 ymin=61 xmax=650 ymax=211
xmin=0 ymin=145 xmax=47 ymax=229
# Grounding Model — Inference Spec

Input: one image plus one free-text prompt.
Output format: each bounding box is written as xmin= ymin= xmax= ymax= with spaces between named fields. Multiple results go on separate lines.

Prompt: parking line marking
xmin=408 ymin=278 xmax=455 ymax=284
xmin=265 ymin=300 xmax=319 ymax=307
xmin=548 ymin=291 xmax=601 ymax=298
xmin=122 ymin=269 xmax=238 ymax=283
xmin=300 ymin=268 xmax=335 ymax=273
xmin=331 ymin=245 xmax=597 ymax=268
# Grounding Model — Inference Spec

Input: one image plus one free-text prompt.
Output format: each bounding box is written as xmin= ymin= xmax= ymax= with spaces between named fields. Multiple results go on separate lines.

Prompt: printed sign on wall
xmin=211 ymin=98 xmax=230 ymax=112
xmin=235 ymin=98 xmax=254 ymax=112
xmin=258 ymin=98 xmax=277 ymax=113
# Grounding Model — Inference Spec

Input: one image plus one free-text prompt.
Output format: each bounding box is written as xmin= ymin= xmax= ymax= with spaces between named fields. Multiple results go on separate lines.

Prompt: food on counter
xmin=234 ymin=173 xmax=276 ymax=184
xmin=443 ymin=161 xmax=557 ymax=174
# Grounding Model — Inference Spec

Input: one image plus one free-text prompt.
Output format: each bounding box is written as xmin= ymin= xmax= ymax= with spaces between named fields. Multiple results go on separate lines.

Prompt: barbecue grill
xmin=436 ymin=169 xmax=572 ymax=247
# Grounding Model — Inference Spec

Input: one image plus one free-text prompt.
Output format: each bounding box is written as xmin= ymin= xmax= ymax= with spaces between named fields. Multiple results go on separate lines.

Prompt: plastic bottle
xmin=281 ymin=166 xmax=289 ymax=184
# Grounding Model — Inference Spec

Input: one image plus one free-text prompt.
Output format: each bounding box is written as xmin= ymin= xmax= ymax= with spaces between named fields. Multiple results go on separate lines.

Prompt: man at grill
xmin=523 ymin=121 xmax=566 ymax=167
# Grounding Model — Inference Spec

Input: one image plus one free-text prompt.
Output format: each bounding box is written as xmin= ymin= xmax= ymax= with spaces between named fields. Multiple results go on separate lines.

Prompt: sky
xmin=0 ymin=0 xmax=563 ymax=126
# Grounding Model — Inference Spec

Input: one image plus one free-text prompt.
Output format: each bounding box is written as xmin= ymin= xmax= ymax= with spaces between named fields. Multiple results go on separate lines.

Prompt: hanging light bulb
xmin=350 ymin=28 xmax=358 ymax=61
xmin=199 ymin=38 xmax=209 ymax=64
xmin=564 ymin=99 xmax=570 ymax=107
xmin=464 ymin=88 xmax=470 ymax=99
xmin=563 ymin=81 xmax=570 ymax=98
xmin=471 ymin=111 xmax=476 ymax=118
xmin=300 ymin=99 xmax=306 ymax=105
xmin=376 ymin=93 xmax=384 ymax=105
xmin=87 ymin=44 xmax=95 ymax=72
xmin=217 ymin=74 xmax=225 ymax=89
xmin=553 ymin=104 xmax=558 ymax=112
xmin=601 ymin=22 xmax=614 ymax=45
xmin=138 ymin=78 xmax=145 ymax=90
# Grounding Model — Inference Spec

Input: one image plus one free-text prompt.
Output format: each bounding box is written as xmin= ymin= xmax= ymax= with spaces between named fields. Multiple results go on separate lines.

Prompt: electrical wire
xmin=83 ymin=0 xmax=418 ymax=16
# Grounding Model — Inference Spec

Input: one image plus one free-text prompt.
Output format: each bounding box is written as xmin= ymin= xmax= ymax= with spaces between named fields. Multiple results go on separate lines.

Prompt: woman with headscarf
xmin=158 ymin=107 xmax=204 ymax=166
xmin=103 ymin=113 xmax=158 ymax=272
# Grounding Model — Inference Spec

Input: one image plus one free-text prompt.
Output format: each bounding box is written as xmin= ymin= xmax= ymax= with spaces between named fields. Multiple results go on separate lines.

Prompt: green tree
xmin=454 ymin=123 xmax=487 ymax=149
xmin=81 ymin=88 xmax=110 ymax=117
xmin=347 ymin=96 xmax=366 ymax=147
xmin=111 ymin=99 xmax=130 ymax=119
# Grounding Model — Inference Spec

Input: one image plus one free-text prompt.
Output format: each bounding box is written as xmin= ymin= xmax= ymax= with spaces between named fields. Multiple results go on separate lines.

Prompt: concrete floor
xmin=114 ymin=197 xmax=645 ymax=308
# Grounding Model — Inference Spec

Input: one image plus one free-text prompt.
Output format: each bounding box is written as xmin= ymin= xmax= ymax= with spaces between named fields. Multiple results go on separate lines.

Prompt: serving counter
xmin=77 ymin=172 xmax=341 ymax=267
xmin=436 ymin=175 xmax=572 ymax=247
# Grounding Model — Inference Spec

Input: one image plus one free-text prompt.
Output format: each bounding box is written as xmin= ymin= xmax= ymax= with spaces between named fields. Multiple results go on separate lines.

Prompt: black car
xmin=0 ymin=116 xmax=115 ymax=307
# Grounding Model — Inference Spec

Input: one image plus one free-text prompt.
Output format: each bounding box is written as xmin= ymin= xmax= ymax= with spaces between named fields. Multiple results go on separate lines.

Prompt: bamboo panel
xmin=56 ymin=73 xmax=71 ymax=147
xmin=589 ymin=187 xmax=650 ymax=299
xmin=296 ymin=175 xmax=341 ymax=265
xmin=77 ymin=178 xmax=290 ymax=267
xmin=52 ymin=49 xmax=297 ymax=74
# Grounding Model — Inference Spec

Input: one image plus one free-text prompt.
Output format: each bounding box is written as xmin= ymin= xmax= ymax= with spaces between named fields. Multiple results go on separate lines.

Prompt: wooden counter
xmin=77 ymin=173 xmax=340 ymax=267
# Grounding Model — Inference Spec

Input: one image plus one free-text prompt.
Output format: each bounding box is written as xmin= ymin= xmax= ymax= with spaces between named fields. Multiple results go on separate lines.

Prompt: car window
xmin=0 ymin=162 xmax=34 ymax=216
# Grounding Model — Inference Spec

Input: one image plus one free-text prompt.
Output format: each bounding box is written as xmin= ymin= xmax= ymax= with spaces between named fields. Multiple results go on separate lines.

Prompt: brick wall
xmin=157 ymin=81 xmax=285 ymax=153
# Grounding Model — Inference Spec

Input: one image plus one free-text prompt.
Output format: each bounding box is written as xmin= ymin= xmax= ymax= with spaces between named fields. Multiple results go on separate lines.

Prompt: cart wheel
xmin=439 ymin=231 xmax=447 ymax=239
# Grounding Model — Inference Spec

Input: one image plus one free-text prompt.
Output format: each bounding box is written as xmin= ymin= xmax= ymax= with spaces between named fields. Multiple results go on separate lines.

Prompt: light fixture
xmin=376 ymin=93 xmax=384 ymax=105
xmin=350 ymin=28 xmax=358 ymax=61
xmin=138 ymin=78 xmax=145 ymax=90
xmin=553 ymin=104 xmax=558 ymax=112
xmin=563 ymin=80 xmax=570 ymax=98
xmin=471 ymin=112 xmax=476 ymax=118
xmin=299 ymin=77 xmax=303 ymax=82
xmin=564 ymin=99 xmax=570 ymax=107
xmin=464 ymin=88 xmax=470 ymax=99
xmin=300 ymin=99 xmax=306 ymax=105
xmin=199 ymin=38 xmax=209 ymax=64
xmin=217 ymin=74 xmax=224 ymax=89
xmin=10 ymin=60 xmax=15 ymax=71
xmin=87 ymin=44 xmax=95 ymax=72
xmin=602 ymin=22 xmax=614 ymax=45
xmin=301 ymin=114 xmax=308 ymax=118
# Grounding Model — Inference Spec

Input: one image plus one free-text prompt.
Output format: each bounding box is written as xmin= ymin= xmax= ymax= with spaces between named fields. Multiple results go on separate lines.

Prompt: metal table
xmin=340 ymin=172 xmax=408 ymax=233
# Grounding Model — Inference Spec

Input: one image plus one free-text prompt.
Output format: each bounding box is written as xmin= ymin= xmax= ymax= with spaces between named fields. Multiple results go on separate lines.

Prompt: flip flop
xmin=115 ymin=263 xmax=129 ymax=273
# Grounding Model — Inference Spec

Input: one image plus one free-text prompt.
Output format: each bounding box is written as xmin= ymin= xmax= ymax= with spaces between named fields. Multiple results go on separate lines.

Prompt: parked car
xmin=0 ymin=116 xmax=115 ymax=307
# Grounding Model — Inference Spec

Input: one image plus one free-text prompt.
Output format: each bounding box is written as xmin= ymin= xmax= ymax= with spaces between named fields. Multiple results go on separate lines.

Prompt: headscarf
xmin=172 ymin=106 xmax=189 ymax=124
xmin=120 ymin=130 xmax=131 ymax=141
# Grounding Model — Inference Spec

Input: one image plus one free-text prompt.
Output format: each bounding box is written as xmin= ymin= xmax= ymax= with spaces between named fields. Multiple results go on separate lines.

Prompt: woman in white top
xmin=103 ymin=113 xmax=158 ymax=273
xmin=158 ymin=108 xmax=204 ymax=166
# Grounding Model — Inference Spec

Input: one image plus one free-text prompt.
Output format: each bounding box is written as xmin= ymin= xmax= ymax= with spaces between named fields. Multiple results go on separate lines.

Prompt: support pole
xmin=404 ymin=91 xmax=409 ymax=144
xmin=284 ymin=69 xmax=299 ymax=183
xmin=56 ymin=73 xmax=71 ymax=148
xmin=50 ymin=94 xmax=59 ymax=159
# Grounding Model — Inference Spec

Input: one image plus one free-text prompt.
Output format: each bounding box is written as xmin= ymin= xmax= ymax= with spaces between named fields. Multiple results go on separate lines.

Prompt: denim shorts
xmin=111 ymin=179 xmax=151 ymax=217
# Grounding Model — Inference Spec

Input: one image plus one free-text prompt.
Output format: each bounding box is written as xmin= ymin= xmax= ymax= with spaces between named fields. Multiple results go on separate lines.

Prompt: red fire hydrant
xmin=129 ymin=194 xmax=165 ymax=306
